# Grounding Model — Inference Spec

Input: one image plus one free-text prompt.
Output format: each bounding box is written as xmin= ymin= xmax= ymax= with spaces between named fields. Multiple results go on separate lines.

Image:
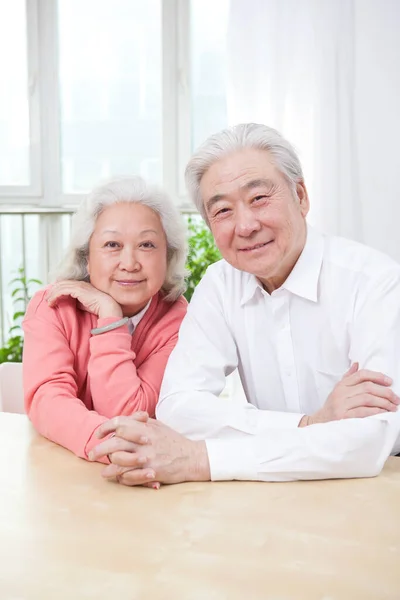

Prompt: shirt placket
xmin=270 ymin=290 xmax=300 ymax=412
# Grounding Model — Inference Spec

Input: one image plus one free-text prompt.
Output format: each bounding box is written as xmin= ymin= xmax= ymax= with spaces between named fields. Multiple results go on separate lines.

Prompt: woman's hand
xmin=89 ymin=415 xmax=210 ymax=487
xmin=47 ymin=280 xmax=123 ymax=319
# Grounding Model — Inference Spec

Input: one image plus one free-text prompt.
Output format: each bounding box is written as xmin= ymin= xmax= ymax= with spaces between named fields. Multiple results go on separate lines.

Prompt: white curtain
xmin=227 ymin=0 xmax=400 ymax=260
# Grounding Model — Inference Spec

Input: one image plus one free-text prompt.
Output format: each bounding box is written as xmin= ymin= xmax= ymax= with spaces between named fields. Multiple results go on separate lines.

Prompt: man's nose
xmin=235 ymin=206 xmax=262 ymax=237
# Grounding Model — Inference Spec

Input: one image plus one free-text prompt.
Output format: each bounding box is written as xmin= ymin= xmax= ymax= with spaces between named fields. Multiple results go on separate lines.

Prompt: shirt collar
xmin=240 ymin=224 xmax=324 ymax=306
xmin=281 ymin=224 xmax=324 ymax=302
xmin=128 ymin=299 xmax=152 ymax=334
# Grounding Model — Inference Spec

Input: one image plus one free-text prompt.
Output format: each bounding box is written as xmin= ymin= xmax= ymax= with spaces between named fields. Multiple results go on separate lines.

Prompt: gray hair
xmin=185 ymin=123 xmax=304 ymax=221
xmin=52 ymin=176 xmax=188 ymax=302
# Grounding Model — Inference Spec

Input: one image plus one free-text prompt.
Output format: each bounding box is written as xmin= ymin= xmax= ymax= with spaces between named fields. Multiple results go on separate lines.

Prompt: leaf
xmin=11 ymin=288 xmax=24 ymax=297
xmin=9 ymin=325 xmax=22 ymax=333
xmin=13 ymin=311 xmax=26 ymax=320
xmin=184 ymin=217 xmax=221 ymax=302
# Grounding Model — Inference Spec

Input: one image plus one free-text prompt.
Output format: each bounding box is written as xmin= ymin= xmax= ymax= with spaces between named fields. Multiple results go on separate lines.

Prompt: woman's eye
xmin=253 ymin=195 xmax=267 ymax=202
xmin=104 ymin=241 xmax=120 ymax=248
xmin=140 ymin=241 xmax=156 ymax=249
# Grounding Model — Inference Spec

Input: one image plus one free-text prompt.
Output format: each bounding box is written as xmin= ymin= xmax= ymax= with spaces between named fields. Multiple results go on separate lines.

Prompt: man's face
xmin=200 ymin=148 xmax=309 ymax=292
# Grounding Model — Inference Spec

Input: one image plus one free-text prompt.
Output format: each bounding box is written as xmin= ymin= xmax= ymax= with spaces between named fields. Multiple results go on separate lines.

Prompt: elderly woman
xmin=22 ymin=176 xmax=187 ymax=463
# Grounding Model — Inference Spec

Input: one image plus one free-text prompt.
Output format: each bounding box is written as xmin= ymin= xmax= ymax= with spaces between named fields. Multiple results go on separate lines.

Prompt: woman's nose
xmin=119 ymin=249 xmax=140 ymax=271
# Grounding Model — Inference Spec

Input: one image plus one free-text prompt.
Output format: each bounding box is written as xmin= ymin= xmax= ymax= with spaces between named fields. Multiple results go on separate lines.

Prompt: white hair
xmin=185 ymin=123 xmax=304 ymax=221
xmin=52 ymin=176 xmax=188 ymax=302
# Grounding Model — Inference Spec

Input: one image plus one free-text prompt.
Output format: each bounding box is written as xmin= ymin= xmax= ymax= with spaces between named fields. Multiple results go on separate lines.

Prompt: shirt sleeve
xmin=349 ymin=267 xmax=400 ymax=455
xmin=157 ymin=265 xmax=400 ymax=482
xmin=22 ymin=292 xmax=109 ymax=462
xmin=205 ymin=415 xmax=400 ymax=481
xmin=157 ymin=266 xmax=303 ymax=440
xmin=88 ymin=313 xmax=183 ymax=419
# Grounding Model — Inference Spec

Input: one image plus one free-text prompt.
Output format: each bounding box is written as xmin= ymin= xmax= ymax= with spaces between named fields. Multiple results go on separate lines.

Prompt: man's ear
xmin=296 ymin=181 xmax=310 ymax=217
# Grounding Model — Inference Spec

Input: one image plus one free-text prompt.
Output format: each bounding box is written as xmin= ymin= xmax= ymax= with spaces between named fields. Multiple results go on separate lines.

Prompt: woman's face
xmin=87 ymin=202 xmax=168 ymax=316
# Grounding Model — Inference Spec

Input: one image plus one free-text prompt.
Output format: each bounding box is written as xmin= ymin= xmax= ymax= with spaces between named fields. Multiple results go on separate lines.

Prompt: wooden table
xmin=0 ymin=413 xmax=399 ymax=600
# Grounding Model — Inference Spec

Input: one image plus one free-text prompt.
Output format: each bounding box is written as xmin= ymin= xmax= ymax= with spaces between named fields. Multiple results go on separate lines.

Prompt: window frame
xmin=0 ymin=0 xmax=195 ymax=210
xmin=0 ymin=0 xmax=42 ymax=201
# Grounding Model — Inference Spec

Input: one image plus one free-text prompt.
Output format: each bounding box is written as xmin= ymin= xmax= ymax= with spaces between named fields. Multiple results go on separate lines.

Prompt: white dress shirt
xmin=157 ymin=225 xmax=400 ymax=481
xmin=127 ymin=300 xmax=151 ymax=334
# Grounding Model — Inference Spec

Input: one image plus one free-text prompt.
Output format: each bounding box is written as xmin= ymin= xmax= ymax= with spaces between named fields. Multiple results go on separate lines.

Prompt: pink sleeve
xmin=87 ymin=317 xmax=181 ymax=419
xmin=22 ymin=291 xmax=109 ymax=462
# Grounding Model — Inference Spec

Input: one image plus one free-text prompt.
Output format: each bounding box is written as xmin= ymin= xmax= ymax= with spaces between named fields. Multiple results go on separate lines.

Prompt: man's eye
xmin=215 ymin=207 xmax=230 ymax=216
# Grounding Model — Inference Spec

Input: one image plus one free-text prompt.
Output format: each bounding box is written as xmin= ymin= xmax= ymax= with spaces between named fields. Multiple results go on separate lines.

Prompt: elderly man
xmin=90 ymin=123 xmax=400 ymax=486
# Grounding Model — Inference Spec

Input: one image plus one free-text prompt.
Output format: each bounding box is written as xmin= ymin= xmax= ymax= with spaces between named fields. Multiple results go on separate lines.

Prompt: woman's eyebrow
xmin=139 ymin=229 xmax=159 ymax=235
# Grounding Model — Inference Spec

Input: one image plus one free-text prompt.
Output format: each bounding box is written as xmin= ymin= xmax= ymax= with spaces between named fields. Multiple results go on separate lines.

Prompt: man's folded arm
xmin=157 ymin=268 xmax=303 ymax=437
xmin=204 ymin=417 xmax=399 ymax=482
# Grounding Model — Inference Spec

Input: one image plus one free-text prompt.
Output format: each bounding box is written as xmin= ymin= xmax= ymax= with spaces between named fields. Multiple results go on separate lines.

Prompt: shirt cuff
xmin=205 ymin=437 xmax=258 ymax=481
xmin=256 ymin=410 xmax=304 ymax=431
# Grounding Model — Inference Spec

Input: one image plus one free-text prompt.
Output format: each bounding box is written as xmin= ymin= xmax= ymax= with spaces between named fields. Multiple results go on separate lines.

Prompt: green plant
xmin=0 ymin=268 xmax=42 ymax=364
xmin=185 ymin=216 xmax=221 ymax=302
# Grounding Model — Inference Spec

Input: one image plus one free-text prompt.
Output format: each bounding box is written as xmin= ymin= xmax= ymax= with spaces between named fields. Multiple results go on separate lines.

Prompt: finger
xmin=47 ymin=289 xmax=75 ymax=306
xmin=348 ymin=382 xmax=400 ymax=407
xmin=131 ymin=411 xmax=149 ymax=423
xmin=115 ymin=422 xmax=151 ymax=444
xmin=346 ymin=407 xmax=389 ymax=418
xmin=342 ymin=362 xmax=359 ymax=379
xmin=347 ymin=393 xmax=398 ymax=413
xmin=102 ymin=464 xmax=156 ymax=484
xmin=109 ymin=450 xmax=149 ymax=468
xmin=345 ymin=369 xmax=392 ymax=387
xmin=95 ymin=413 xmax=150 ymax=439
xmin=143 ymin=481 xmax=161 ymax=490
xmin=89 ymin=437 xmax=144 ymax=462
xmin=118 ymin=469 xmax=157 ymax=486
xmin=47 ymin=281 xmax=91 ymax=306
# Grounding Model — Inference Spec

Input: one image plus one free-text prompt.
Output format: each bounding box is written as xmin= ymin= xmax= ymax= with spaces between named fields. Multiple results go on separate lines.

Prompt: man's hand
xmin=300 ymin=363 xmax=400 ymax=427
xmin=47 ymin=280 xmax=123 ymax=319
xmin=89 ymin=415 xmax=211 ymax=487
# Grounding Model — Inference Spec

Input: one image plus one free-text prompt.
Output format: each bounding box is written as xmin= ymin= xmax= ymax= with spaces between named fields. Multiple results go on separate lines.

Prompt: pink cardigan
xmin=22 ymin=288 xmax=187 ymax=461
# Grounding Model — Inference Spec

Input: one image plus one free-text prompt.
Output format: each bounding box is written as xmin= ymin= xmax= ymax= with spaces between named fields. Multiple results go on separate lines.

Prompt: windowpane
xmin=0 ymin=0 xmax=30 ymax=186
xmin=191 ymin=0 xmax=230 ymax=150
xmin=58 ymin=0 xmax=162 ymax=193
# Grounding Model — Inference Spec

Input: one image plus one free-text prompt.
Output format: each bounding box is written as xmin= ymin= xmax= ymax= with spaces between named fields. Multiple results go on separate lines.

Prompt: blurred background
xmin=0 ymin=0 xmax=399 ymax=348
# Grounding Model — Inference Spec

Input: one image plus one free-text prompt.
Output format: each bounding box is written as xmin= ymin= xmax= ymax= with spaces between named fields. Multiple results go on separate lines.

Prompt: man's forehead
xmin=200 ymin=154 xmax=278 ymax=197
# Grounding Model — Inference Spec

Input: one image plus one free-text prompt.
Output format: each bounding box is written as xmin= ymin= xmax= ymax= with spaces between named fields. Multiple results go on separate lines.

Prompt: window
xmin=0 ymin=0 xmax=31 ymax=188
xmin=190 ymin=0 xmax=230 ymax=150
xmin=58 ymin=0 xmax=162 ymax=193
xmin=0 ymin=0 xmax=231 ymax=206
xmin=0 ymin=0 xmax=232 ymax=341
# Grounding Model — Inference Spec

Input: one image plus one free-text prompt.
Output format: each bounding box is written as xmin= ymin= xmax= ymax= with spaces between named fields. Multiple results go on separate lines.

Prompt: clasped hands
xmin=89 ymin=412 xmax=210 ymax=488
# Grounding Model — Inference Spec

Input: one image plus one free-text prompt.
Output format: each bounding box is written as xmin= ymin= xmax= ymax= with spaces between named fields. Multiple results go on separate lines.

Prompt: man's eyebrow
xmin=205 ymin=178 xmax=275 ymax=213
xmin=205 ymin=194 xmax=226 ymax=213
xmin=242 ymin=178 xmax=275 ymax=191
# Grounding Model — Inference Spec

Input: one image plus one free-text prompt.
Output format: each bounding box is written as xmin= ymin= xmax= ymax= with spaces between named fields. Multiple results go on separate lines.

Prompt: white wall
xmin=355 ymin=0 xmax=400 ymax=260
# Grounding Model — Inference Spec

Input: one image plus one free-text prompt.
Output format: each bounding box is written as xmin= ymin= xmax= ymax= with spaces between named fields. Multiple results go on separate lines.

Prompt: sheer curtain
xmin=227 ymin=0 xmax=400 ymax=260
